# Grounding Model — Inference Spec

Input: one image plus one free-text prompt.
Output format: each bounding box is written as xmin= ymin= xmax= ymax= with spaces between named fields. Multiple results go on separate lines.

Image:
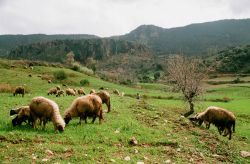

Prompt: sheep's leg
xmin=225 ymin=126 xmax=232 ymax=140
xmin=107 ymin=101 xmax=111 ymax=113
xmin=42 ymin=119 xmax=47 ymax=130
xmin=84 ymin=115 xmax=88 ymax=124
xmin=218 ymin=126 xmax=224 ymax=135
xmin=32 ymin=119 xmax=37 ymax=129
xmin=92 ymin=115 xmax=97 ymax=124
xmin=99 ymin=110 xmax=103 ymax=124
xmin=78 ymin=116 xmax=82 ymax=125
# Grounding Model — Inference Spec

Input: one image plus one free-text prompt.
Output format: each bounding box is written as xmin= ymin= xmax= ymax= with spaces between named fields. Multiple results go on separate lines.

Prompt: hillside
xmin=119 ymin=19 xmax=250 ymax=55
xmin=7 ymin=38 xmax=149 ymax=64
xmin=0 ymin=34 xmax=98 ymax=56
xmin=0 ymin=59 xmax=249 ymax=163
xmin=205 ymin=44 xmax=250 ymax=73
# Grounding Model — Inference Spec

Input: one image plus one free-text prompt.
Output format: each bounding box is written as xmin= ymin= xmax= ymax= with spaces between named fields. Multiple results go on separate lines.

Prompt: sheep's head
xmin=10 ymin=109 xmax=17 ymax=116
xmin=57 ymin=125 xmax=64 ymax=132
xmin=189 ymin=113 xmax=203 ymax=126
xmin=64 ymin=113 xmax=71 ymax=124
xmin=12 ymin=116 xmax=24 ymax=126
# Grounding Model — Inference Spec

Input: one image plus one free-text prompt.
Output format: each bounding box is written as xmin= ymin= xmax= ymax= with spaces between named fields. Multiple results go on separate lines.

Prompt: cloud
xmin=227 ymin=0 xmax=250 ymax=15
xmin=0 ymin=0 xmax=250 ymax=36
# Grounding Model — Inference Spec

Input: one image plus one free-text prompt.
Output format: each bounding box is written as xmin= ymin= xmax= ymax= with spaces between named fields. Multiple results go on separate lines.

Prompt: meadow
xmin=0 ymin=59 xmax=249 ymax=163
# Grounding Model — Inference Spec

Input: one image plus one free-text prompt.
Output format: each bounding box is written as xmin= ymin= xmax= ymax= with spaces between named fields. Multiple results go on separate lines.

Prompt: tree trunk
xmin=184 ymin=101 xmax=194 ymax=117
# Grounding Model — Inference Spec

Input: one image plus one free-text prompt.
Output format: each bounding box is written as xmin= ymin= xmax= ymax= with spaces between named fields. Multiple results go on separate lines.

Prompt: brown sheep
xmin=66 ymin=88 xmax=76 ymax=96
xmin=13 ymin=86 xmax=25 ymax=97
xmin=29 ymin=96 xmax=65 ymax=132
xmin=47 ymin=87 xmax=58 ymax=95
xmin=190 ymin=106 xmax=236 ymax=140
xmin=56 ymin=86 xmax=61 ymax=90
xmin=64 ymin=95 xmax=103 ymax=125
xmin=56 ymin=90 xmax=65 ymax=97
xmin=113 ymin=89 xmax=120 ymax=95
xmin=77 ymin=88 xmax=86 ymax=95
xmin=92 ymin=91 xmax=111 ymax=113
xmin=10 ymin=106 xmax=31 ymax=126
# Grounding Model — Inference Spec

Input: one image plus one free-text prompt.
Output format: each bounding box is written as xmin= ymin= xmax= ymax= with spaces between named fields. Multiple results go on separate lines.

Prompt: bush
xmin=80 ymin=79 xmax=90 ymax=86
xmin=71 ymin=63 xmax=80 ymax=72
xmin=232 ymin=77 xmax=241 ymax=84
xmin=53 ymin=70 xmax=67 ymax=80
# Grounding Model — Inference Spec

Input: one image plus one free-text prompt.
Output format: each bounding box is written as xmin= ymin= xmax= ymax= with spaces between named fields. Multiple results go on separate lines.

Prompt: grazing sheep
xmin=190 ymin=106 xmax=236 ymax=140
xmin=89 ymin=89 xmax=96 ymax=94
xmin=66 ymin=88 xmax=76 ymax=96
xmin=64 ymin=94 xmax=103 ymax=125
xmin=93 ymin=91 xmax=111 ymax=113
xmin=13 ymin=86 xmax=25 ymax=97
xmin=11 ymin=106 xmax=31 ymax=126
xmin=48 ymin=80 xmax=52 ymax=83
xmin=47 ymin=87 xmax=58 ymax=95
xmin=29 ymin=96 xmax=65 ymax=132
xmin=77 ymin=88 xmax=86 ymax=95
xmin=56 ymin=86 xmax=61 ymax=91
xmin=56 ymin=90 xmax=65 ymax=97
xmin=113 ymin=89 xmax=120 ymax=95
xmin=136 ymin=93 xmax=141 ymax=99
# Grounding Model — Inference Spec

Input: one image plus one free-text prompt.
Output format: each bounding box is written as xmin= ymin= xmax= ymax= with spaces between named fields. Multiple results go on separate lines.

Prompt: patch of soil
xmin=63 ymin=148 xmax=74 ymax=158
xmin=0 ymin=135 xmax=29 ymax=144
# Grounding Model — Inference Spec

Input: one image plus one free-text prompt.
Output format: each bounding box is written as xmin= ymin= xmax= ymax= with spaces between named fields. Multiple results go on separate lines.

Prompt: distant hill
xmin=207 ymin=44 xmax=250 ymax=73
xmin=118 ymin=19 xmax=250 ymax=55
xmin=0 ymin=34 xmax=98 ymax=56
xmin=7 ymin=38 xmax=149 ymax=64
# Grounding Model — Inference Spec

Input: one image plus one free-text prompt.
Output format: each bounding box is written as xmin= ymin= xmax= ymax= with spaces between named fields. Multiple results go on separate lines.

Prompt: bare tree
xmin=167 ymin=55 xmax=207 ymax=117
xmin=66 ymin=51 xmax=75 ymax=65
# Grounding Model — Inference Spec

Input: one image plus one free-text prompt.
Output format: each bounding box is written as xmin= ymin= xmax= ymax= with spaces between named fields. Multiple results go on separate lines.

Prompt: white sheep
xmin=29 ymin=96 xmax=65 ymax=132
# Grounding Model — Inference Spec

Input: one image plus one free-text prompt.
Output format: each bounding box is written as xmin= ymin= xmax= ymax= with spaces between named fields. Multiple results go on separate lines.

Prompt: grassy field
xmin=0 ymin=60 xmax=249 ymax=163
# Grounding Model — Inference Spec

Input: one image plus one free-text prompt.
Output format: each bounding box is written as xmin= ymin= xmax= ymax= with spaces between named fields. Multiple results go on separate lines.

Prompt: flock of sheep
xmin=11 ymin=86 xmax=236 ymax=140
xmin=11 ymin=86 xmax=111 ymax=132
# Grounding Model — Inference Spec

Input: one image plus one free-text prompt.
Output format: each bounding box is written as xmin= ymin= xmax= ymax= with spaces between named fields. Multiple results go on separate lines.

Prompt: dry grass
xmin=0 ymin=83 xmax=13 ymax=93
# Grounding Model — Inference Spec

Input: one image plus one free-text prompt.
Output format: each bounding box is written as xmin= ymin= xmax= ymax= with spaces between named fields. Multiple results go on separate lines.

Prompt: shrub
xmin=232 ymin=77 xmax=241 ymax=84
xmin=80 ymin=79 xmax=90 ymax=86
xmin=71 ymin=63 xmax=80 ymax=72
xmin=53 ymin=70 xmax=67 ymax=80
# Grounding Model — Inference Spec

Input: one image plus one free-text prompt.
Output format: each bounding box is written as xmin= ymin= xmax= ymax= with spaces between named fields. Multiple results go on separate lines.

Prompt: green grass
xmin=0 ymin=62 xmax=249 ymax=163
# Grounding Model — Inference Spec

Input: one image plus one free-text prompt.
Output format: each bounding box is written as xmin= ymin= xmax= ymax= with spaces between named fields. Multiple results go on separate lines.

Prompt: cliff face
xmin=8 ymin=38 xmax=149 ymax=64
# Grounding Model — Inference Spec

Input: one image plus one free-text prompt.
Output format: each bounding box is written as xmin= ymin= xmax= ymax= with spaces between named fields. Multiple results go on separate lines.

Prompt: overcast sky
xmin=0 ymin=0 xmax=250 ymax=37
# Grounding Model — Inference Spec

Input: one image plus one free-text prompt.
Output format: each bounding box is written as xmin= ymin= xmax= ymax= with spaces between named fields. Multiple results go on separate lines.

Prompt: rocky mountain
xmin=0 ymin=34 xmax=98 ymax=56
xmin=8 ymin=38 xmax=149 ymax=64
